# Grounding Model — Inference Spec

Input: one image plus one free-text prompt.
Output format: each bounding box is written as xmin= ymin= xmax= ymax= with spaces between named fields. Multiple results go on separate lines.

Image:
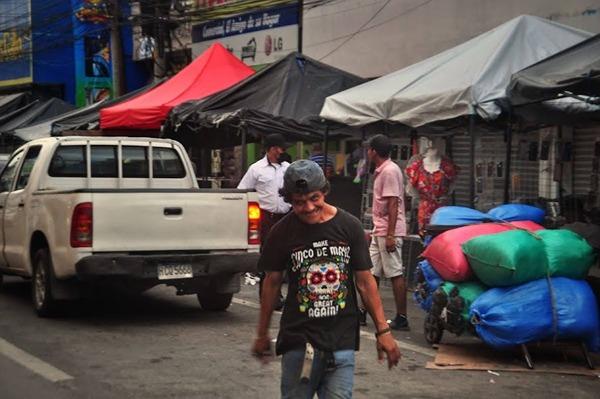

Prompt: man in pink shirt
xmin=367 ymin=134 xmax=409 ymax=330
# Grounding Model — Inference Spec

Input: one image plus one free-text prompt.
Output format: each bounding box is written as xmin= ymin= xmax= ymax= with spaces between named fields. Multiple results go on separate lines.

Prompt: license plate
xmin=157 ymin=264 xmax=193 ymax=280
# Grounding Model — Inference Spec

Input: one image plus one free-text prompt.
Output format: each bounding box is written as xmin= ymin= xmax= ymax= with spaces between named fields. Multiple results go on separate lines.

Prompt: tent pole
xmin=240 ymin=124 xmax=248 ymax=175
xmin=503 ymin=108 xmax=513 ymax=204
xmin=323 ymin=125 xmax=330 ymax=173
xmin=469 ymin=114 xmax=476 ymax=208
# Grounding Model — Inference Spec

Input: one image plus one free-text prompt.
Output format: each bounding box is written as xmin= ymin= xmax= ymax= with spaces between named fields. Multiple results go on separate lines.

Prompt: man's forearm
xmin=356 ymin=270 xmax=390 ymax=332
xmin=257 ymin=272 xmax=283 ymax=338
xmin=386 ymin=197 xmax=398 ymax=236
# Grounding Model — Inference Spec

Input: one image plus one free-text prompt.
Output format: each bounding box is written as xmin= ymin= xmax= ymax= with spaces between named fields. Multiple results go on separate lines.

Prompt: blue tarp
xmin=429 ymin=204 xmax=545 ymax=226
xmin=470 ymin=277 xmax=600 ymax=351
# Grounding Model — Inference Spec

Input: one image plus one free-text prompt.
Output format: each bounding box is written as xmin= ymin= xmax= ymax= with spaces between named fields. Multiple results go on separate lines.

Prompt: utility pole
xmin=110 ymin=0 xmax=125 ymax=96
xmin=297 ymin=0 xmax=303 ymax=53
xmin=154 ymin=2 xmax=167 ymax=81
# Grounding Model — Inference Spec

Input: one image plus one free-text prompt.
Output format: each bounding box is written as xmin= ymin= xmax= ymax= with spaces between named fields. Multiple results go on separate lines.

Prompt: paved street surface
xmin=0 ymin=275 xmax=598 ymax=398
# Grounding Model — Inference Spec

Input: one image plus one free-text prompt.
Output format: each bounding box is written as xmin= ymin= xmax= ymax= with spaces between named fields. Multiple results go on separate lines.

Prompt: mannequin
xmin=406 ymin=137 xmax=459 ymax=235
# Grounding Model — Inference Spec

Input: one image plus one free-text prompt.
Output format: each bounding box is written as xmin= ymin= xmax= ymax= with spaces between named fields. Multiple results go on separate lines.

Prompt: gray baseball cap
xmin=283 ymin=160 xmax=328 ymax=194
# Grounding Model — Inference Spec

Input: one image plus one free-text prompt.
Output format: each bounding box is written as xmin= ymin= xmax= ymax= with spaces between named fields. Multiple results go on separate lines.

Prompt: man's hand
xmin=252 ymin=336 xmax=273 ymax=364
xmin=376 ymin=333 xmax=401 ymax=369
xmin=385 ymin=236 xmax=396 ymax=253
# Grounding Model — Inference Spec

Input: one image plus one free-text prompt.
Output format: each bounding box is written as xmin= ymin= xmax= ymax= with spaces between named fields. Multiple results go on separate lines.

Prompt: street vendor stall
xmin=163 ymin=52 xmax=367 ymax=187
xmin=320 ymin=15 xmax=592 ymax=210
xmin=507 ymin=34 xmax=600 ymax=225
xmin=99 ymin=43 xmax=254 ymax=131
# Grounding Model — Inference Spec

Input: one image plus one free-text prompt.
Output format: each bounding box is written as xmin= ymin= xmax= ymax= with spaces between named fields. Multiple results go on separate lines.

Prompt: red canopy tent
xmin=100 ymin=43 xmax=254 ymax=130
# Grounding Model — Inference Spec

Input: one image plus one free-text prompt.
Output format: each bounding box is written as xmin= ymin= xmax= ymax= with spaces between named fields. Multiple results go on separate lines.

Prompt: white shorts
xmin=369 ymin=236 xmax=404 ymax=278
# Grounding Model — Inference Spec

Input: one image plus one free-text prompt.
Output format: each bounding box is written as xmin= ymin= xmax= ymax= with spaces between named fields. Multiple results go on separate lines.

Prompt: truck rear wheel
xmin=32 ymin=248 xmax=58 ymax=317
xmin=197 ymin=292 xmax=233 ymax=311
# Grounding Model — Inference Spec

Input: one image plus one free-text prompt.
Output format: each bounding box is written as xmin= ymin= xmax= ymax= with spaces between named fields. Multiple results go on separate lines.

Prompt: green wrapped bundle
xmin=462 ymin=230 xmax=548 ymax=286
xmin=538 ymin=229 xmax=597 ymax=279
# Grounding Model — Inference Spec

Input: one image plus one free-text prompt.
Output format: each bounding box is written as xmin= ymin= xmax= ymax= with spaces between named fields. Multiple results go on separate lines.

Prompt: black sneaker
xmin=359 ymin=308 xmax=367 ymax=326
xmin=390 ymin=314 xmax=410 ymax=331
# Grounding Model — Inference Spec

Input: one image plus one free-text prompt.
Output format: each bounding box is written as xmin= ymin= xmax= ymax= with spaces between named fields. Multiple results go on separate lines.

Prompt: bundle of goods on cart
xmin=414 ymin=204 xmax=600 ymax=356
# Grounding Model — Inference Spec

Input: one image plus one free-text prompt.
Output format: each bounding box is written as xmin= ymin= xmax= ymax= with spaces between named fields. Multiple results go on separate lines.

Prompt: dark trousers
xmin=259 ymin=210 xmax=287 ymax=300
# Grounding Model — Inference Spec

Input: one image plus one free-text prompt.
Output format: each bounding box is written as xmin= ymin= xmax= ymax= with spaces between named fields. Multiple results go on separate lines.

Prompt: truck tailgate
xmin=91 ymin=192 xmax=249 ymax=252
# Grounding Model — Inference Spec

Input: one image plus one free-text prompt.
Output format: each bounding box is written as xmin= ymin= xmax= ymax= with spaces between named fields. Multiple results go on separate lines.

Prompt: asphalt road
xmin=0 ymin=275 xmax=598 ymax=398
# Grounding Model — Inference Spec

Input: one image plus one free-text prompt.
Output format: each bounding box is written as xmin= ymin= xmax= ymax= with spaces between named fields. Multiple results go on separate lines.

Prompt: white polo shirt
xmin=237 ymin=156 xmax=291 ymax=214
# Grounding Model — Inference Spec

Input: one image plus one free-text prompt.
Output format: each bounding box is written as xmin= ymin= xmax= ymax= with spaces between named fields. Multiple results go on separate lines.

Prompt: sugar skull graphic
xmin=307 ymin=262 xmax=340 ymax=295
xmin=297 ymin=259 xmax=349 ymax=317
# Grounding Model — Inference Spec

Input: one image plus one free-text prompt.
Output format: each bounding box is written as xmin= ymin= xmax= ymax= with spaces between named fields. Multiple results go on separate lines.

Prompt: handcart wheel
xmin=424 ymin=313 xmax=444 ymax=345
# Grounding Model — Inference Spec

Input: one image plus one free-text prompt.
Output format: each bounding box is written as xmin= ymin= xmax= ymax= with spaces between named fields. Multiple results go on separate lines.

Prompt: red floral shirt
xmin=406 ymin=156 xmax=459 ymax=233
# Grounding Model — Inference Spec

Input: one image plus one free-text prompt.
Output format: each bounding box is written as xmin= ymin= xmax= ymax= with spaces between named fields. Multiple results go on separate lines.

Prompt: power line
xmin=318 ymin=0 xmax=391 ymax=61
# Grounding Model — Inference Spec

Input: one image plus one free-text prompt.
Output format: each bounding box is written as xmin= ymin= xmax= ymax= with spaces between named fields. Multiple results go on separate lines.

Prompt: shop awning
xmin=100 ymin=43 xmax=254 ymax=130
xmin=320 ymin=15 xmax=592 ymax=128
xmin=0 ymin=98 xmax=75 ymax=136
xmin=508 ymin=34 xmax=600 ymax=106
xmin=164 ymin=52 xmax=367 ymax=147
xmin=51 ymin=78 xmax=165 ymax=135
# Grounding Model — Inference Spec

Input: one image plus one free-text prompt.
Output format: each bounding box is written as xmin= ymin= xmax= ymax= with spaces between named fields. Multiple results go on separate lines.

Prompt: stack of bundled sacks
xmin=415 ymin=204 xmax=600 ymax=350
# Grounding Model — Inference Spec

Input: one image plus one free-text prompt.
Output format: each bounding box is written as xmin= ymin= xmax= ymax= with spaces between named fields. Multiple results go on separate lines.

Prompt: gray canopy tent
xmin=507 ymin=33 xmax=600 ymax=125
xmin=320 ymin=15 xmax=592 ymax=206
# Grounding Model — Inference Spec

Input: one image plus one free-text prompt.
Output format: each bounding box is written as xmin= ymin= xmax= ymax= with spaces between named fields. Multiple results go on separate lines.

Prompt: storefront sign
xmin=0 ymin=0 xmax=33 ymax=87
xmin=72 ymin=0 xmax=113 ymax=106
xmin=191 ymin=3 xmax=299 ymax=67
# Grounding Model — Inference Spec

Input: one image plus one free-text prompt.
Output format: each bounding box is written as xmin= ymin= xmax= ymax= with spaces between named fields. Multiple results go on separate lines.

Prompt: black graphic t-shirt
xmin=258 ymin=208 xmax=372 ymax=355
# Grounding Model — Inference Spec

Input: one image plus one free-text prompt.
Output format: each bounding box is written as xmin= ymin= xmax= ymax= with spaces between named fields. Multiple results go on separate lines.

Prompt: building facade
xmin=0 ymin=0 xmax=151 ymax=106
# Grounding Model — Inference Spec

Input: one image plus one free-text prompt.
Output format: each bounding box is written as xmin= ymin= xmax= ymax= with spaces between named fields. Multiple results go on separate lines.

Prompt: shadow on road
xmin=0 ymin=276 xmax=244 ymax=327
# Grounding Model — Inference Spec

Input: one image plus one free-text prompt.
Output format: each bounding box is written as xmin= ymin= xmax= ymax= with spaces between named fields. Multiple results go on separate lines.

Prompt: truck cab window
xmin=0 ymin=151 xmax=24 ymax=192
xmin=153 ymin=147 xmax=185 ymax=178
xmin=122 ymin=146 xmax=149 ymax=178
xmin=91 ymin=146 xmax=117 ymax=177
xmin=15 ymin=146 xmax=42 ymax=190
xmin=49 ymin=146 xmax=86 ymax=177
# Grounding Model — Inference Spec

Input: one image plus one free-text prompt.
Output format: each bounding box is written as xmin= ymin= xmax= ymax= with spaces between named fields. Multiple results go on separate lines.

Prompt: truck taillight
xmin=248 ymin=202 xmax=261 ymax=245
xmin=71 ymin=202 xmax=93 ymax=248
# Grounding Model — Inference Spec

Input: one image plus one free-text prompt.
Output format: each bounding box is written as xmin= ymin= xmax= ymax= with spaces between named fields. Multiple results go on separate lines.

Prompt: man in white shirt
xmin=238 ymin=133 xmax=291 ymax=309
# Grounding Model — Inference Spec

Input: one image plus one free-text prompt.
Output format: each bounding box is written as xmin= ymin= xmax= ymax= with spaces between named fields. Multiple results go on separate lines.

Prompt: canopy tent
xmin=51 ymin=79 xmax=165 ymax=135
xmin=508 ymin=34 xmax=600 ymax=106
xmin=0 ymin=93 xmax=31 ymax=115
xmin=164 ymin=52 xmax=367 ymax=147
xmin=320 ymin=15 xmax=592 ymax=129
xmin=13 ymin=99 xmax=112 ymax=142
xmin=0 ymin=98 xmax=75 ymax=136
xmin=100 ymin=43 xmax=254 ymax=130
xmin=0 ymin=100 xmax=40 ymax=127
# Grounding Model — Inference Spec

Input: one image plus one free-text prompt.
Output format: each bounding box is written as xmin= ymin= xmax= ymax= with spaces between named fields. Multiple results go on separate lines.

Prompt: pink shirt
xmin=372 ymin=159 xmax=406 ymax=237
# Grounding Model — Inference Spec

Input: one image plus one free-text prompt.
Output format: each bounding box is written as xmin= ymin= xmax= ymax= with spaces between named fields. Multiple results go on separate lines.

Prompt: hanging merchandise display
xmin=470 ymin=278 xmax=600 ymax=351
xmin=406 ymin=138 xmax=459 ymax=235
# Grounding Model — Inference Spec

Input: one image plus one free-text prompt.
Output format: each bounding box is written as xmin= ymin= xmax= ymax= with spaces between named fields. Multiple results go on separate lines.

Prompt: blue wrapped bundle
xmin=430 ymin=206 xmax=488 ymax=226
xmin=487 ymin=204 xmax=545 ymax=224
xmin=470 ymin=278 xmax=600 ymax=351
xmin=413 ymin=260 xmax=444 ymax=312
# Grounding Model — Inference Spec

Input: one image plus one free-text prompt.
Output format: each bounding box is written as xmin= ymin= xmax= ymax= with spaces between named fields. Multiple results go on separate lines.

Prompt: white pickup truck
xmin=0 ymin=137 xmax=261 ymax=316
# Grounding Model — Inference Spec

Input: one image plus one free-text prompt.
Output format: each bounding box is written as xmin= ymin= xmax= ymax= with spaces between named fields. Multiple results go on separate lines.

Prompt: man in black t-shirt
xmin=252 ymin=160 xmax=401 ymax=398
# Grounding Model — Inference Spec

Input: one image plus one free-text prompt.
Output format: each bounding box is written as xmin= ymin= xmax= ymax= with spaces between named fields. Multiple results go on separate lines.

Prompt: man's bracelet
xmin=375 ymin=327 xmax=391 ymax=338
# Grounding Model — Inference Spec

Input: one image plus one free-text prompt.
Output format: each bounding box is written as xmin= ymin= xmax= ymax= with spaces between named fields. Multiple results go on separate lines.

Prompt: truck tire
xmin=32 ymin=248 xmax=58 ymax=317
xmin=197 ymin=292 xmax=233 ymax=311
